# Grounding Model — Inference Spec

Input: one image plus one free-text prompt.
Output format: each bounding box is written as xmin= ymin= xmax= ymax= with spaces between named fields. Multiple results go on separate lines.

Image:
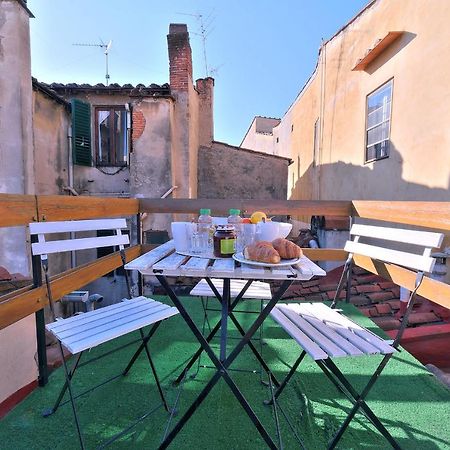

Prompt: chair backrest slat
xmin=32 ymin=235 xmax=129 ymax=256
xmin=344 ymin=241 xmax=436 ymax=273
xmin=29 ymin=218 xmax=127 ymax=235
xmin=350 ymin=224 xmax=443 ymax=248
xmin=29 ymin=219 xmax=129 ymax=257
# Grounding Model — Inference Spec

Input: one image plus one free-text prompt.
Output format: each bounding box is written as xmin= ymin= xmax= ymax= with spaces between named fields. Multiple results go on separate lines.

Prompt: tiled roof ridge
xmin=32 ymin=77 xmax=70 ymax=108
xmin=42 ymin=81 xmax=171 ymax=96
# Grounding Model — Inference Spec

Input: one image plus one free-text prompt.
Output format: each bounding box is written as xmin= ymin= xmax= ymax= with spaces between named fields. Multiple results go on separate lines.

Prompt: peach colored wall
xmin=283 ymin=0 xmax=450 ymax=207
xmin=0 ymin=316 xmax=38 ymax=404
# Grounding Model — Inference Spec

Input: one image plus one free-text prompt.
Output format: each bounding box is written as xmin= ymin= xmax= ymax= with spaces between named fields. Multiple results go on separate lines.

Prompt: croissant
xmin=272 ymin=238 xmax=302 ymax=259
xmin=244 ymin=242 xmax=281 ymax=264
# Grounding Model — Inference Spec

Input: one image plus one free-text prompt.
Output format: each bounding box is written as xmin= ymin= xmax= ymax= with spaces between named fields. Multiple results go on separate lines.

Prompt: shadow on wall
xmin=290 ymin=141 xmax=450 ymax=203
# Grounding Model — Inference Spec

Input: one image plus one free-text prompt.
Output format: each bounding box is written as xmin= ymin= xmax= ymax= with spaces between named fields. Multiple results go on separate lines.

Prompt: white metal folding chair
xmin=266 ymin=223 xmax=444 ymax=449
xmin=29 ymin=218 xmax=179 ymax=449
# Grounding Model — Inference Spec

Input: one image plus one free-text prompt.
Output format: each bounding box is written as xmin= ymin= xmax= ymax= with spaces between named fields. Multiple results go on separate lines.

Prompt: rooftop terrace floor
xmin=1 ymin=297 xmax=450 ymax=449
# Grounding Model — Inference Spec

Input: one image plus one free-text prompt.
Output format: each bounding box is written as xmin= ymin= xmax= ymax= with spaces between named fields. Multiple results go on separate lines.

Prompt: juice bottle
xmin=227 ymin=209 xmax=243 ymax=252
xmin=198 ymin=208 xmax=213 ymax=252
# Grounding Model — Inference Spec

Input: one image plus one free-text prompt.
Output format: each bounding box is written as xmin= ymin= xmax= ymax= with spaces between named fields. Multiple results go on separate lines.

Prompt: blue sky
xmin=29 ymin=0 xmax=368 ymax=146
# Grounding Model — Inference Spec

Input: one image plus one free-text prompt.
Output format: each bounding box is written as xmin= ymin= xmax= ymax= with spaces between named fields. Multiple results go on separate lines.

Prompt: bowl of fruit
xmin=249 ymin=211 xmax=292 ymax=241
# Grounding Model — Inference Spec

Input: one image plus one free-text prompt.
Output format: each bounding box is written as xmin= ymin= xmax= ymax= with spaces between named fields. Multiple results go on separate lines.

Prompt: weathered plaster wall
xmin=32 ymin=91 xmax=70 ymax=194
xmin=0 ymin=0 xmax=38 ymax=405
xmin=130 ymin=98 xmax=174 ymax=232
xmin=198 ymin=142 xmax=289 ymax=200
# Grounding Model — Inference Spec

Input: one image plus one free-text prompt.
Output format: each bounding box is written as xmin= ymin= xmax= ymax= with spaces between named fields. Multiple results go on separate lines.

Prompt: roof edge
xmin=210 ymin=140 xmax=293 ymax=165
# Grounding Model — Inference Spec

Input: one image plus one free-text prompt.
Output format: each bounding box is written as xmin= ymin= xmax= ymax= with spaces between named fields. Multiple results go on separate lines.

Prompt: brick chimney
xmin=167 ymin=24 xmax=193 ymax=92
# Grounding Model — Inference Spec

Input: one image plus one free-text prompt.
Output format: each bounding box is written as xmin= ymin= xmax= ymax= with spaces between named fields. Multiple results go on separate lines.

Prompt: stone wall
xmin=198 ymin=141 xmax=291 ymax=200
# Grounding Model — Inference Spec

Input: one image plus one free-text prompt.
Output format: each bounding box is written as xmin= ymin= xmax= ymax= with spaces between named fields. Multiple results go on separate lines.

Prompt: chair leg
xmin=191 ymin=296 xmax=210 ymax=379
xmin=264 ymin=351 xmax=306 ymax=405
xmin=324 ymin=357 xmax=400 ymax=450
xmin=138 ymin=328 xmax=171 ymax=413
xmin=54 ymin=341 xmax=86 ymax=449
xmin=43 ymin=351 xmax=83 ymax=417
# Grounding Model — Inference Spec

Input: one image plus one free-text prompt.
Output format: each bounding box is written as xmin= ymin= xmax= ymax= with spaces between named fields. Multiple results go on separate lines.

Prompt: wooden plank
xmin=181 ymin=257 xmax=211 ymax=273
xmin=139 ymin=198 xmax=351 ymax=217
xmin=352 ymin=31 xmax=404 ymax=71
xmin=345 ymin=241 xmax=435 ymax=273
xmin=0 ymin=245 xmax=141 ymax=330
xmin=125 ymin=240 xmax=175 ymax=271
xmin=299 ymin=303 xmax=381 ymax=355
xmin=29 ymin=218 xmax=127 ymax=234
xmin=311 ymin=303 xmax=396 ymax=354
xmin=0 ymin=193 xmax=37 ymax=227
xmin=210 ymin=258 xmax=236 ymax=275
xmin=350 ymin=224 xmax=443 ymax=248
xmin=48 ymin=298 xmax=178 ymax=354
xmin=293 ymin=303 xmax=364 ymax=356
xmin=240 ymin=263 xmax=265 ymax=276
xmin=353 ymin=254 xmax=450 ymax=310
xmin=302 ymin=248 xmax=347 ymax=261
xmin=278 ymin=305 xmax=348 ymax=358
xmin=37 ymin=195 xmax=138 ymax=221
xmin=32 ymin=235 xmax=129 ymax=256
xmin=190 ymin=279 xmax=272 ymax=300
xmin=352 ymin=201 xmax=450 ymax=231
xmin=270 ymin=307 xmax=329 ymax=360
xmin=152 ymin=253 xmax=188 ymax=271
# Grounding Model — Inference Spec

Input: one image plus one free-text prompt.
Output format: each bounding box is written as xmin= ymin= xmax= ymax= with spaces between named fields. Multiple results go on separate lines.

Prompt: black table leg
xmin=157 ymin=275 xmax=293 ymax=449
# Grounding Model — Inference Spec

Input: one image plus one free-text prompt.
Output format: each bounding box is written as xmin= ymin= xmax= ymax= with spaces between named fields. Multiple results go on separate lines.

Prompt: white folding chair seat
xmin=190 ymin=278 xmax=272 ymax=300
xmin=270 ymin=302 xmax=395 ymax=361
xmin=46 ymin=296 xmax=178 ymax=354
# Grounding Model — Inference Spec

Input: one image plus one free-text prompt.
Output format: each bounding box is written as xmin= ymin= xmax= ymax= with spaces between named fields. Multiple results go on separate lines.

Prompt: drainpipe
xmin=67 ymin=125 xmax=76 ymax=269
xmin=125 ymin=103 xmax=131 ymax=164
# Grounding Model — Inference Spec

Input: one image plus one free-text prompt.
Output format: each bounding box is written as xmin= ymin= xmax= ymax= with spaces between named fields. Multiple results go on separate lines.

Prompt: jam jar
xmin=213 ymin=225 xmax=236 ymax=258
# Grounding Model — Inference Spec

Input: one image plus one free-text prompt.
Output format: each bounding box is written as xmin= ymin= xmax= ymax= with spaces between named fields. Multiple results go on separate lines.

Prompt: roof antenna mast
xmin=177 ymin=11 xmax=215 ymax=77
xmin=73 ymin=39 xmax=113 ymax=86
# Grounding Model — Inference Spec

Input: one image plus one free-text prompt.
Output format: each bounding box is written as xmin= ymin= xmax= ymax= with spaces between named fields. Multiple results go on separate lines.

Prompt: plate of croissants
xmin=233 ymin=238 xmax=303 ymax=267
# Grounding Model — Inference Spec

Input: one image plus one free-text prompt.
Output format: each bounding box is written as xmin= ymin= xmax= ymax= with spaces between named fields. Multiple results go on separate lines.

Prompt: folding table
xmin=125 ymin=240 xmax=326 ymax=449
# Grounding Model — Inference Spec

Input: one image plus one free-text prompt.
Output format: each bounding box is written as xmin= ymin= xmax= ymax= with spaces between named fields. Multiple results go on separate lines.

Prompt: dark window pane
xmin=95 ymin=107 xmax=128 ymax=166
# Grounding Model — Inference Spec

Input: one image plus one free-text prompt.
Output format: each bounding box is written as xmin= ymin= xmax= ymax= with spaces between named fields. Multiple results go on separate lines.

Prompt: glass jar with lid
xmin=213 ymin=225 xmax=236 ymax=258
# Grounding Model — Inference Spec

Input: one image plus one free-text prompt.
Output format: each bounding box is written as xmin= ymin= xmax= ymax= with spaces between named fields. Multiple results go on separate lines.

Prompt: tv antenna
xmin=177 ymin=11 xmax=215 ymax=77
xmin=73 ymin=39 xmax=113 ymax=85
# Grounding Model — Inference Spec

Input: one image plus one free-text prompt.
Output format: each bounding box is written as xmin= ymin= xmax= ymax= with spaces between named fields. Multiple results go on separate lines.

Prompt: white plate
xmin=232 ymin=252 xmax=302 ymax=268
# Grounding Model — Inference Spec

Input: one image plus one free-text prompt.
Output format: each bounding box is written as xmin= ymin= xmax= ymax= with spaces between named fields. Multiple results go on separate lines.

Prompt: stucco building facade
xmin=243 ymin=0 xmax=450 ymax=208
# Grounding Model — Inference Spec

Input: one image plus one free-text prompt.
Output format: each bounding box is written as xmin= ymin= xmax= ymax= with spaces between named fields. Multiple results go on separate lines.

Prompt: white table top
xmin=125 ymin=240 xmax=326 ymax=281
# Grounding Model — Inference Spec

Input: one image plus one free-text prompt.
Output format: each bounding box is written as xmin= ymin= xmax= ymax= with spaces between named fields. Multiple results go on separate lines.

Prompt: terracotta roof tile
xmin=350 ymin=295 xmax=371 ymax=306
xmin=375 ymin=303 xmax=392 ymax=315
xmin=367 ymin=291 xmax=395 ymax=303
xmin=408 ymin=312 xmax=441 ymax=326
xmin=356 ymin=284 xmax=382 ymax=293
xmin=378 ymin=281 xmax=397 ymax=290
xmin=0 ymin=266 xmax=11 ymax=281
xmin=372 ymin=317 xmax=401 ymax=331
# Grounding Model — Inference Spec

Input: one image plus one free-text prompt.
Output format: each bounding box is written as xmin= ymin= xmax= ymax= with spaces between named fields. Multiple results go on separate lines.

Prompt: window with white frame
xmin=365 ymin=79 xmax=393 ymax=162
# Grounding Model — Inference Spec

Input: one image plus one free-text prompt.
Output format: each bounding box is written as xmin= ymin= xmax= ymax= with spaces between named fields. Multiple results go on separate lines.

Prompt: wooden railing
xmin=0 ymin=194 xmax=449 ymax=331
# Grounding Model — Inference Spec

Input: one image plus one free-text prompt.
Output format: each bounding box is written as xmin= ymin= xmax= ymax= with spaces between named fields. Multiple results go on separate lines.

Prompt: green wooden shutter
xmin=71 ymin=99 xmax=92 ymax=166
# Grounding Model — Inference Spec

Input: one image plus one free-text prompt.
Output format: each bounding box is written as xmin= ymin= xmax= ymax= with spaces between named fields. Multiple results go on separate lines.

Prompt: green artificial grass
xmin=1 ymin=297 xmax=450 ymax=450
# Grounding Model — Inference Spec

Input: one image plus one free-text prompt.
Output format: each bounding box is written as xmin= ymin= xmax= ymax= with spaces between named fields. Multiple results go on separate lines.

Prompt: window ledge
xmin=352 ymin=32 xmax=404 ymax=71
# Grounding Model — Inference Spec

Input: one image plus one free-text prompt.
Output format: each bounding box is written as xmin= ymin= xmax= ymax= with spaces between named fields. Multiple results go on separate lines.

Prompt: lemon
xmin=250 ymin=211 xmax=267 ymax=224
